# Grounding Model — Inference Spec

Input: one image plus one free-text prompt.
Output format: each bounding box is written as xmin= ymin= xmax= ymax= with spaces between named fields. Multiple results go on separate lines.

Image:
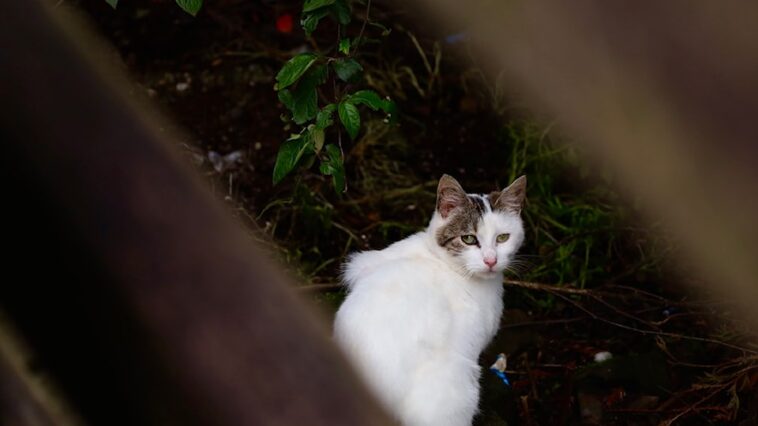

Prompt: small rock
xmin=207 ymin=150 xmax=244 ymax=173
xmin=223 ymin=150 xmax=243 ymax=164
xmin=207 ymin=151 xmax=223 ymax=172
xmin=594 ymin=351 xmax=613 ymax=363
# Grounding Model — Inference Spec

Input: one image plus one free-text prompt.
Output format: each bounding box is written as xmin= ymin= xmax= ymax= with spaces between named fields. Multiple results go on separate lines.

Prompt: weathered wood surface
xmin=0 ymin=2 xmax=392 ymax=425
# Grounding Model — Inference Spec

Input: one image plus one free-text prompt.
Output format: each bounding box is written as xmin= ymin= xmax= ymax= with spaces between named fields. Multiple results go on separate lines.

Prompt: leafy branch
xmin=104 ymin=0 xmax=394 ymax=193
xmin=273 ymin=0 xmax=395 ymax=192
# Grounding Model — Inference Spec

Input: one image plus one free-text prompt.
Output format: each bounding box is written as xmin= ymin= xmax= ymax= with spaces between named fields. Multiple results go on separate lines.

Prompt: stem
xmin=337 ymin=124 xmax=344 ymax=157
xmin=352 ymin=0 xmax=372 ymax=57
xmin=332 ymin=67 xmax=344 ymax=158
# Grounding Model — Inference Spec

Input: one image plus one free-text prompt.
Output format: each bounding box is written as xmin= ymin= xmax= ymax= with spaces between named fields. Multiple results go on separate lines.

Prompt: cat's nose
xmin=483 ymin=257 xmax=497 ymax=268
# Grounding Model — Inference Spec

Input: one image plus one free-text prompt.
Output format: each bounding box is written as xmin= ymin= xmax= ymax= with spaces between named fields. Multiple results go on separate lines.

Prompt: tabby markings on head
xmin=435 ymin=194 xmax=492 ymax=254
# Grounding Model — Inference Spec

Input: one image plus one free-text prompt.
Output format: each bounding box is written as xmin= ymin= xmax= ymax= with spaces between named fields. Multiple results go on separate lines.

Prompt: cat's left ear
xmin=492 ymin=175 xmax=526 ymax=214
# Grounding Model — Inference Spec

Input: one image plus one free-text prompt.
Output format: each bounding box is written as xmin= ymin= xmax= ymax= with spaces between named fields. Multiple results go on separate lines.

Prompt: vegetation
xmin=272 ymin=0 xmax=395 ymax=192
xmin=88 ymin=0 xmax=758 ymax=424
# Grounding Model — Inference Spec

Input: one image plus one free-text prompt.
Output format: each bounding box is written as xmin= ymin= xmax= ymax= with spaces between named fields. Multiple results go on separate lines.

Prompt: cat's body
xmin=334 ymin=175 xmax=526 ymax=426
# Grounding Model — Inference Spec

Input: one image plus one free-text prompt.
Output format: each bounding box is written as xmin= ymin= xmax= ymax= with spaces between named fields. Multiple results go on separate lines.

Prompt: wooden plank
xmin=0 ymin=2 xmax=392 ymax=425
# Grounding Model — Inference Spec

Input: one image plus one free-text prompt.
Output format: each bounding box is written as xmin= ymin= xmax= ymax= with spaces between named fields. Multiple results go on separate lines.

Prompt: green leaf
xmin=301 ymin=8 xmax=329 ymax=37
xmin=175 ymin=0 xmax=202 ymax=16
xmin=105 ymin=0 xmax=118 ymax=9
xmin=338 ymin=100 xmax=360 ymax=139
xmin=289 ymin=65 xmax=327 ymax=124
xmin=278 ymin=89 xmax=294 ymax=111
xmin=338 ymin=38 xmax=351 ymax=55
xmin=291 ymin=86 xmax=317 ymax=125
xmin=332 ymin=58 xmax=363 ymax=82
xmin=348 ymin=90 xmax=383 ymax=110
xmin=319 ymin=144 xmax=346 ymax=192
xmin=273 ymin=135 xmax=313 ymax=185
xmin=311 ymin=127 xmax=325 ymax=153
xmin=345 ymin=90 xmax=397 ymax=123
xmin=275 ymin=53 xmax=318 ymax=91
xmin=316 ymin=104 xmax=336 ymax=129
xmin=382 ymin=99 xmax=398 ymax=124
xmin=331 ymin=0 xmax=351 ymax=25
xmin=303 ymin=0 xmax=335 ymax=13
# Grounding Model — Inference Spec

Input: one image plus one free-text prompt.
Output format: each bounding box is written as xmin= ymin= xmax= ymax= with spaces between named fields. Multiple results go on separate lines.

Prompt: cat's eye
xmin=461 ymin=235 xmax=478 ymax=245
xmin=496 ymin=233 xmax=510 ymax=243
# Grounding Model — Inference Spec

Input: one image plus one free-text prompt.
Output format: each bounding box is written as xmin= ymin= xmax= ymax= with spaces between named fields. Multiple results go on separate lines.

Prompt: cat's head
xmin=430 ymin=174 xmax=526 ymax=279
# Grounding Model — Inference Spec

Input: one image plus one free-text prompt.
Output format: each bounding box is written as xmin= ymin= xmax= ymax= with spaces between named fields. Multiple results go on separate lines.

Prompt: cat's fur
xmin=334 ymin=174 xmax=526 ymax=426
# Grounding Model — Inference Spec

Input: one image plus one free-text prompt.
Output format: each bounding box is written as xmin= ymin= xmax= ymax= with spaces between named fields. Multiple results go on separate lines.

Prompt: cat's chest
xmin=440 ymin=277 xmax=503 ymax=349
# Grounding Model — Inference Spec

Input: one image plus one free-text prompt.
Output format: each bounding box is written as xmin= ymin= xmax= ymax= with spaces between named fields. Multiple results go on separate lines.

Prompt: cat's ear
xmin=436 ymin=174 xmax=467 ymax=219
xmin=492 ymin=175 xmax=526 ymax=214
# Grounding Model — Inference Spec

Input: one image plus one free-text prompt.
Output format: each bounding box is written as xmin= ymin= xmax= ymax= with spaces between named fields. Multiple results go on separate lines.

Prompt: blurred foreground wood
xmin=0 ymin=1 xmax=391 ymax=425
xmin=4 ymin=0 xmax=758 ymax=424
xmin=413 ymin=0 xmax=758 ymax=329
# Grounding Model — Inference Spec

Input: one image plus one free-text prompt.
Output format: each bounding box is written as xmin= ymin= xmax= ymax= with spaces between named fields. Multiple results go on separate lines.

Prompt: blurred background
xmin=3 ymin=0 xmax=758 ymax=425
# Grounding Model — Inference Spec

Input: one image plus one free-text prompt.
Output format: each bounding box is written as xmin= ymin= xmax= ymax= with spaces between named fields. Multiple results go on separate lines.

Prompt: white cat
xmin=334 ymin=174 xmax=526 ymax=426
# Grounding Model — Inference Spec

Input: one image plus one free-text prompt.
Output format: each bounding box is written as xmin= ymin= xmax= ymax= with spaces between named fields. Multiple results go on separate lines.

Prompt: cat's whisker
xmin=504 ymin=268 xmax=523 ymax=279
xmin=504 ymin=258 xmax=535 ymax=276
xmin=513 ymin=254 xmax=541 ymax=259
xmin=506 ymin=263 xmax=529 ymax=275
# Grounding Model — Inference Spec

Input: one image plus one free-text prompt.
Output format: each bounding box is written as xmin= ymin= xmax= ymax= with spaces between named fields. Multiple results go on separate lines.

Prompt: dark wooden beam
xmin=0 ymin=2 xmax=391 ymax=425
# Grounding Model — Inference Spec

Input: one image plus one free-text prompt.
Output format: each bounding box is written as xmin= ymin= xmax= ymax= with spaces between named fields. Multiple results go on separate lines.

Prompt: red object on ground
xmin=276 ymin=14 xmax=293 ymax=33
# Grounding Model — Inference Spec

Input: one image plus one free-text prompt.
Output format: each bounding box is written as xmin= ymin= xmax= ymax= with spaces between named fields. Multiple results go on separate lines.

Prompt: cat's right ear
xmin=436 ymin=174 xmax=467 ymax=219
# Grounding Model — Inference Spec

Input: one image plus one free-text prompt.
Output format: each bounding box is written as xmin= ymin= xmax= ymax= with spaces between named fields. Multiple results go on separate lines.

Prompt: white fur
xmin=334 ymin=208 xmax=524 ymax=426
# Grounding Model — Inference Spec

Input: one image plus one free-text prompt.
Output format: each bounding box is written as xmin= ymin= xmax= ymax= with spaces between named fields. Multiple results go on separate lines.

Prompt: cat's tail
xmin=340 ymin=250 xmax=378 ymax=292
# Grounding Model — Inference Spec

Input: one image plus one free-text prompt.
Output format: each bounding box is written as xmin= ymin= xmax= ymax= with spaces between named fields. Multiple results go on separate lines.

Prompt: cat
xmin=334 ymin=174 xmax=526 ymax=426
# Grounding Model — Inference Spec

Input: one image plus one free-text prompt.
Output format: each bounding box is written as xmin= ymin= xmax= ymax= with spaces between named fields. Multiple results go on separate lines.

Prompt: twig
xmin=332 ymin=221 xmax=361 ymax=243
xmin=524 ymin=355 xmax=539 ymax=400
xmin=504 ymin=279 xmax=590 ymax=295
xmin=587 ymin=292 xmax=659 ymax=331
xmin=548 ymin=291 xmax=758 ymax=356
xmin=407 ymin=32 xmax=432 ymax=76
xmin=499 ymin=317 xmax=585 ymax=329
xmin=339 ymin=181 xmax=437 ymax=206
xmin=661 ymin=381 xmax=733 ymax=425
xmin=351 ymin=0 xmax=372 ymax=57
xmin=300 ymin=283 xmax=344 ymax=292
xmin=606 ymin=406 xmax=728 ymax=414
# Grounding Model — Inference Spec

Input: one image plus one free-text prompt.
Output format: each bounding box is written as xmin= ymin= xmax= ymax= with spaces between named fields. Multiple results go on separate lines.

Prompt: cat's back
xmin=334 ymin=233 xmax=456 ymax=410
xmin=342 ymin=231 xmax=438 ymax=292
xmin=336 ymin=232 xmax=455 ymax=357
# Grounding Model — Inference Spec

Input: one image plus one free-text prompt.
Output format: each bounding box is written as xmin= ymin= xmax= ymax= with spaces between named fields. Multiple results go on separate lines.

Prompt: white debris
xmin=490 ymin=353 xmax=507 ymax=372
xmin=207 ymin=150 xmax=244 ymax=173
xmin=594 ymin=351 xmax=613 ymax=363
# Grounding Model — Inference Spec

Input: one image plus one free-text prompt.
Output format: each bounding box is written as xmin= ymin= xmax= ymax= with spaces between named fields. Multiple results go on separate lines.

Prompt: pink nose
xmin=484 ymin=257 xmax=497 ymax=268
